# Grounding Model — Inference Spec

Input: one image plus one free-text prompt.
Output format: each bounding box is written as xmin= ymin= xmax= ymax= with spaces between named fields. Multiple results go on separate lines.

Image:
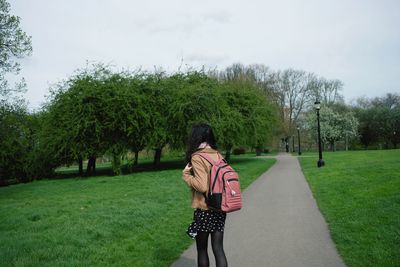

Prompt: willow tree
xmin=168 ymin=71 xmax=223 ymax=151
xmin=220 ymin=78 xmax=278 ymax=158
xmin=42 ymin=65 xmax=113 ymax=175
xmin=168 ymin=71 xmax=278 ymax=160
xmin=142 ymin=72 xmax=176 ymax=166
xmin=100 ymin=72 xmax=153 ymax=173
xmin=125 ymin=73 xmax=151 ymax=166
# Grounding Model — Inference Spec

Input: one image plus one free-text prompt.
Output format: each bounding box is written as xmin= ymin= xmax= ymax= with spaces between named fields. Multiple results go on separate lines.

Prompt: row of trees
xmin=210 ymin=64 xmax=345 ymax=136
xmin=2 ymin=61 xmax=399 ymax=183
xmin=209 ymin=64 xmax=353 ymax=150
xmin=4 ymin=59 xmax=398 ymax=183
xmin=212 ymin=64 xmax=399 ymax=152
xmin=1 ymin=64 xmax=279 ymax=183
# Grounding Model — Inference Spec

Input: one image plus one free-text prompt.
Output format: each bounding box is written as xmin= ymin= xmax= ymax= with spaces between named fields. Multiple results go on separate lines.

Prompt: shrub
xmin=232 ymin=147 xmax=246 ymax=155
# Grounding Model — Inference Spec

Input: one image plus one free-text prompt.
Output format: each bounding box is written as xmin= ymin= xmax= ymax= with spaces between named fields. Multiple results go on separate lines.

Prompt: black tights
xmin=196 ymin=231 xmax=227 ymax=267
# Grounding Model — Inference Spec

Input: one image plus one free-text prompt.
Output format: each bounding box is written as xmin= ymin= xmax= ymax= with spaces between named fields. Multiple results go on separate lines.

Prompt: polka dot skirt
xmin=186 ymin=209 xmax=226 ymax=239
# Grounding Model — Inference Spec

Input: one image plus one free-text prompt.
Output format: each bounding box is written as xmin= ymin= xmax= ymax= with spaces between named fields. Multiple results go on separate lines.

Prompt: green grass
xmin=298 ymin=150 xmax=400 ymax=267
xmin=0 ymin=156 xmax=275 ymax=267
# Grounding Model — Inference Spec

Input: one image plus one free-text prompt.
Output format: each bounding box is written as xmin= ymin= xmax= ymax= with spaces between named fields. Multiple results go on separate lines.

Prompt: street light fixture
xmin=314 ymin=100 xmax=325 ymax=167
xmin=297 ymin=126 xmax=302 ymax=156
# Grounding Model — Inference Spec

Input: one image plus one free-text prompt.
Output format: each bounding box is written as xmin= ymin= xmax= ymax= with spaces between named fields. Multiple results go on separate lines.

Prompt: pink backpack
xmin=194 ymin=152 xmax=242 ymax=213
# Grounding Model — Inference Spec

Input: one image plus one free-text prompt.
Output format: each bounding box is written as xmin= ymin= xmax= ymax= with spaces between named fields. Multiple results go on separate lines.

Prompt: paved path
xmin=171 ymin=153 xmax=346 ymax=267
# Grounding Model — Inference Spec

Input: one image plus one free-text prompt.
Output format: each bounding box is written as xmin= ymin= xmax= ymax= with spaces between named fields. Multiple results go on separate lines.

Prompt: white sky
xmin=9 ymin=0 xmax=400 ymax=110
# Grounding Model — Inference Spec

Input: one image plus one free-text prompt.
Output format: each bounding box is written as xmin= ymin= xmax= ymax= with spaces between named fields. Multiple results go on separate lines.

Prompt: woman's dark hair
xmin=185 ymin=123 xmax=217 ymax=163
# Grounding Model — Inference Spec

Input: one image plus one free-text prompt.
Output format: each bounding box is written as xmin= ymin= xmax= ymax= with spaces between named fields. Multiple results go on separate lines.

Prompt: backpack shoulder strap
xmin=192 ymin=152 xmax=215 ymax=166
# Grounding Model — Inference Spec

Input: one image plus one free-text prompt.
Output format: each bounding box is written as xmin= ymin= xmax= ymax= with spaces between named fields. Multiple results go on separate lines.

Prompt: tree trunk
xmin=86 ymin=156 xmax=96 ymax=175
xmin=112 ymin=153 xmax=121 ymax=175
xmin=134 ymin=151 xmax=139 ymax=166
xmin=93 ymin=157 xmax=96 ymax=172
xmin=78 ymin=157 xmax=83 ymax=176
xmin=86 ymin=158 xmax=91 ymax=175
xmin=225 ymin=146 xmax=232 ymax=161
xmin=153 ymin=148 xmax=162 ymax=166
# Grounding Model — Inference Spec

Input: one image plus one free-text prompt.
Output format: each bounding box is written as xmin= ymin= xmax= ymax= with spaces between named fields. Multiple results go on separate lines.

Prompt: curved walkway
xmin=171 ymin=153 xmax=346 ymax=267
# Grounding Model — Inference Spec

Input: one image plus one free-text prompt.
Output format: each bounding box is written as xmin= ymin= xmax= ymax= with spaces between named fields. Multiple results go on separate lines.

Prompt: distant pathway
xmin=171 ymin=153 xmax=346 ymax=267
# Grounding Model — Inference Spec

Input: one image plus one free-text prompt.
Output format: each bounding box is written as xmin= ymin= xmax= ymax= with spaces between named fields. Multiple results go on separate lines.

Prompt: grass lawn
xmin=0 ymin=156 xmax=275 ymax=267
xmin=298 ymin=150 xmax=400 ymax=267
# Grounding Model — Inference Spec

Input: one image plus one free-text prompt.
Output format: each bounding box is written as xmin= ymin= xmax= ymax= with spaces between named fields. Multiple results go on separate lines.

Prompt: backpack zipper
xmin=224 ymin=174 xmax=239 ymax=196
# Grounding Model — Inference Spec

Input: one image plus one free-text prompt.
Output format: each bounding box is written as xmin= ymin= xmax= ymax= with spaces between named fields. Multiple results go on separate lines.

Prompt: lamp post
xmin=292 ymin=135 xmax=295 ymax=152
xmin=314 ymin=100 xmax=325 ymax=167
xmin=297 ymin=126 xmax=302 ymax=156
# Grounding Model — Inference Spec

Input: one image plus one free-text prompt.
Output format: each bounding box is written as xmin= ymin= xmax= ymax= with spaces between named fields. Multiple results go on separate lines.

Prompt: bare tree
xmin=371 ymin=93 xmax=400 ymax=109
xmin=270 ymin=69 xmax=315 ymax=137
xmin=309 ymin=77 xmax=344 ymax=105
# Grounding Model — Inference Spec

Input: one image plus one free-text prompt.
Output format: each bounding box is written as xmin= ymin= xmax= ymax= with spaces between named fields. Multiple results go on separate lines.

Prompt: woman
xmin=182 ymin=123 xmax=228 ymax=267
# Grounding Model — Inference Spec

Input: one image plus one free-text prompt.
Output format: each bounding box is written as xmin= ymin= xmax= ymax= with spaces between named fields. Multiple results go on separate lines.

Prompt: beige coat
xmin=182 ymin=147 xmax=221 ymax=210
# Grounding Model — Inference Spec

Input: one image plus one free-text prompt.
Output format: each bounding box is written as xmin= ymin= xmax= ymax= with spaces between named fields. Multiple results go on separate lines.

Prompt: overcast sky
xmin=9 ymin=0 xmax=400 ymax=110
